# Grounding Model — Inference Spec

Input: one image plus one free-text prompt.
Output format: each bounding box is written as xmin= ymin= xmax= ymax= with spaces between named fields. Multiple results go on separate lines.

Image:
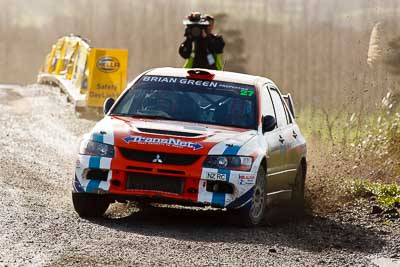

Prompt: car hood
xmin=90 ymin=116 xmax=258 ymax=155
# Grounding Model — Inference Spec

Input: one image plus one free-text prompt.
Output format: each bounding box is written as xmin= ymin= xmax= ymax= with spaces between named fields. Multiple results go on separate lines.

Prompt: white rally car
xmin=73 ymin=68 xmax=307 ymax=226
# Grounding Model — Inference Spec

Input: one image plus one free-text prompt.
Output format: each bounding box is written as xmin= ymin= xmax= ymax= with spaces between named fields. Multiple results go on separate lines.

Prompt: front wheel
xmin=72 ymin=193 xmax=110 ymax=218
xmin=237 ymin=167 xmax=267 ymax=227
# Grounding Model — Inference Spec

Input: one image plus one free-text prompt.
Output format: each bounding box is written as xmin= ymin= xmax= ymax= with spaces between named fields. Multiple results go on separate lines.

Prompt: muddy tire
xmin=237 ymin=167 xmax=267 ymax=227
xmin=291 ymin=163 xmax=306 ymax=209
xmin=72 ymin=193 xmax=110 ymax=218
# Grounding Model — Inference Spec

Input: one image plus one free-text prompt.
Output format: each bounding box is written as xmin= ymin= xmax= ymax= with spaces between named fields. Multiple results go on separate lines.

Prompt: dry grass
xmin=301 ymin=107 xmax=400 ymax=215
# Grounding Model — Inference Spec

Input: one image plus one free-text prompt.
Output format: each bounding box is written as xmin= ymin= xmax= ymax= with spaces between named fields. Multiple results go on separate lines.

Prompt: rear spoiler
xmin=282 ymin=93 xmax=296 ymax=118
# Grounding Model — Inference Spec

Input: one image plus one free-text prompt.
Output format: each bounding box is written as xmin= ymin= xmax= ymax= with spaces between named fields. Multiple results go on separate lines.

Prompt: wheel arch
xmin=260 ymin=156 xmax=267 ymax=173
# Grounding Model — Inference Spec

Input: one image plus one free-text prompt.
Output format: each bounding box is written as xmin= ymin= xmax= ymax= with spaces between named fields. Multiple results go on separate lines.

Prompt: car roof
xmin=145 ymin=67 xmax=275 ymax=87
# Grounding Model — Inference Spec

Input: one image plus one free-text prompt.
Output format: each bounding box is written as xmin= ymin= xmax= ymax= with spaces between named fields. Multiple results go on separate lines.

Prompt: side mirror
xmin=103 ymin=97 xmax=115 ymax=115
xmin=262 ymin=115 xmax=277 ymax=133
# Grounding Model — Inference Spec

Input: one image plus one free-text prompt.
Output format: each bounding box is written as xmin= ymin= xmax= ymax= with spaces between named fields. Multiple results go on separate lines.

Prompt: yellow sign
xmin=86 ymin=48 xmax=128 ymax=107
xmin=39 ymin=35 xmax=129 ymax=109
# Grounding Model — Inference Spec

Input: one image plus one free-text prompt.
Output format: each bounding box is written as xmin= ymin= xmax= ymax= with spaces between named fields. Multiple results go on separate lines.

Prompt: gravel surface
xmin=0 ymin=85 xmax=399 ymax=266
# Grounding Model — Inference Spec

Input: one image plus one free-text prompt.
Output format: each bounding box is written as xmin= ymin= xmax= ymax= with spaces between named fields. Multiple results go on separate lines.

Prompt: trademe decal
xmin=123 ymin=135 xmax=203 ymax=150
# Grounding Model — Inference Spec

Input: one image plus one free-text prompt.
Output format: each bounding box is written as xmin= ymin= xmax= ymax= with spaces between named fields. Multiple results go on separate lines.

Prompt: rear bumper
xmin=74 ymin=154 xmax=257 ymax=209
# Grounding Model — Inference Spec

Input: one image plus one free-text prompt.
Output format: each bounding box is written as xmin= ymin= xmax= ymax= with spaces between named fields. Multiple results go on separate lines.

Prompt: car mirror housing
xmin=103 ymin=97 xmax=115 ymax=115
xmin=262 ymin=115 xmax=277 ymax=133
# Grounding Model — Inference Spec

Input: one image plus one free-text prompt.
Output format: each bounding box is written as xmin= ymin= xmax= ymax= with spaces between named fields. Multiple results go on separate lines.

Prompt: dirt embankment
xmin=0 ymin=85 xmax=399 ymax=266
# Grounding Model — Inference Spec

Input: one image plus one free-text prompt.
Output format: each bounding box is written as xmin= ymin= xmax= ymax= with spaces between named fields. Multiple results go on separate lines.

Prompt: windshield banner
xmin=141 ymin=75 xmax=255 ymax=94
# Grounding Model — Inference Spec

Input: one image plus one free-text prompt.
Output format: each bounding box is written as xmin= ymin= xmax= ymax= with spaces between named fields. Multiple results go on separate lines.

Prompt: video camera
xmin=183 ymin=12 xmax=210 ymax=40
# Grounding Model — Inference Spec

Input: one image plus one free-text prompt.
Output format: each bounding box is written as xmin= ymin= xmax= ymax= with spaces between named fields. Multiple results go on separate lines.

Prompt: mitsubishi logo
xmin=152 ymin=154 xmax=163 ymax=164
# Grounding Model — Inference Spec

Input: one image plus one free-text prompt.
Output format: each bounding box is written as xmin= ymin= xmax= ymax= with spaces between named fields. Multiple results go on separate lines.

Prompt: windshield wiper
xmin=132 ymin=114 xmax=175 ymax=121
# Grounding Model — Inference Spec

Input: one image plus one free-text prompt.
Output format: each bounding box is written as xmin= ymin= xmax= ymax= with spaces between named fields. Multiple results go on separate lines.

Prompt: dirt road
xmin=0 ymin=85 xmax=399 ymax=266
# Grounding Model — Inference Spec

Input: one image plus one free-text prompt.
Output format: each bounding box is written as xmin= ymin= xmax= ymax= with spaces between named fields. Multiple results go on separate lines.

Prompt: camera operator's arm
xmin=209 ymin=35 xmax=225 ymax=70
xmin=179 ymin=37 xmax=193 ymax=59
xmin=213 ymin=35 xmax=225 ymax=54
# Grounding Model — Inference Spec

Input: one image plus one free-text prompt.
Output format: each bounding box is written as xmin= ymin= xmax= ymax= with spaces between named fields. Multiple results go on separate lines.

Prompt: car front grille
xmin=126 ymin=172 xmax=184 ymax=194
xmin=118 ymin=148 xmax=201 ymax=165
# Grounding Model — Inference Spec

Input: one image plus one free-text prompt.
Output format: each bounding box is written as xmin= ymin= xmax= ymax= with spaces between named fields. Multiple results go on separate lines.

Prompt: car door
xmin=268 ymin=86 xmax=297 ymax=190
xmin=282 ymin=94 xmax=306 ymax=172
xmin=261 ymin=85 xmax=286 ymax=193
xmin=281 ymin=97 xmax=302 ymax=175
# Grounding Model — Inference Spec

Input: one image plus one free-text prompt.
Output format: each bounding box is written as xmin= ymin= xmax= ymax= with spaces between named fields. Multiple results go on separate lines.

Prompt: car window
xmin=261 ymin=86 xmax=275 ymax=118
xmin=283 ymin=101 xmax=293 ymax=124
xmin=269 ymin=88 xmax=288 ymax=128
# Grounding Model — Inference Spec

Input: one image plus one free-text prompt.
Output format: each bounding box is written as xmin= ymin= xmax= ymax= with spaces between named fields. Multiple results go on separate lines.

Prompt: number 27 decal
xmin=240 ymin=90 xmax=254 ymax=97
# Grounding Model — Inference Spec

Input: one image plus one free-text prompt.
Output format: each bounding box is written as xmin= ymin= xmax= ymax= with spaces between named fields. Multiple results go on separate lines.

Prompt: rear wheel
xmin=237 ymin=167 xmax=267 ymax=227
xmin=72 ymin=193 xmax=110 ymax=218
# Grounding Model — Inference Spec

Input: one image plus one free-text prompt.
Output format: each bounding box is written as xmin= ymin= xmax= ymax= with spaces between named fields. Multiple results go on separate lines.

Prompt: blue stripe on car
xmin=86 ymin=180 xmax=101 ymax=193
xmin=211 ymin=145 xmax=241 ymax=207
xmin=223 ymin=145 xmax=241 ymax=155
xmin=211 ymin=192 xmax=225 ymax=207
xmin=86 ymin=156 xmax=101 ymax=192
xmin=92 ymin=132 xmax=104 ymax=143
xmin=88 ymin=156 xmax=101 ymax=169
xmin=211 ymin=169 xmax=231 ymax=207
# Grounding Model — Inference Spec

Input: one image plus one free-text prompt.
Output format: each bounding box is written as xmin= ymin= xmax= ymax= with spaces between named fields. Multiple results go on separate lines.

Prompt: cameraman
xmin=179 ymin=13 xmax=225 ymax=70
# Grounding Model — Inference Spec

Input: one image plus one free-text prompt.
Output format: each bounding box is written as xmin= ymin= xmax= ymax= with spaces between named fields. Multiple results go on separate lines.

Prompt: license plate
xmin=206 ymin=172 xmax=226 ymax=181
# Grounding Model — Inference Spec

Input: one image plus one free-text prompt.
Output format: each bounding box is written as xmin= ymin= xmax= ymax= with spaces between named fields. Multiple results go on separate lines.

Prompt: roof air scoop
xmin=187 ymin=69 xmax=215 ymax=80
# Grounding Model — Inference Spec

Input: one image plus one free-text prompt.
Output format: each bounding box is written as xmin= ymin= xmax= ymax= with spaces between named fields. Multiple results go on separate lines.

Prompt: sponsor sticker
xmin=142 ymin=75 xmax=219 ymax=88
xmin=76 ymin=159 xmax=81 ymax=169
xmin=239 ymin=174 xmax=255 ymax=185
xmin=239 ymin=89 xmax=255 ymax=97
xmin=206 ymin=172 xmax=227 ymax=181
xmin=123 ymin=135 xmax=203 ymax=150
xmin=141 ymin=75 xmax=256 ymax=92
xmin=96 ymin=56 xmax=120 ymax=73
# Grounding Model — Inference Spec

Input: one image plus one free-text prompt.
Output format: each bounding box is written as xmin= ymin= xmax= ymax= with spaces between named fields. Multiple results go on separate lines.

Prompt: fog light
xmin=206 ymin=181 xmax=234 ymax=194
xmin=212 ymin=183 xmax=219 ymax=192
xmin=85 ymin=169 xmax=108 ymax=181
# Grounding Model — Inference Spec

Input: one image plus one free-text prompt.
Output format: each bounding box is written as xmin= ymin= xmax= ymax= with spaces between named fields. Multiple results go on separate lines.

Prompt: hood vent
xmin=136 ymin=127 xmax=203 ymax=137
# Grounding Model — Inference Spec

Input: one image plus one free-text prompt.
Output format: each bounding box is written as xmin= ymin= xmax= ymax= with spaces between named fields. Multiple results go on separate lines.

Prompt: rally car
xmin=73 ymin=67 xmax=307 ymax=226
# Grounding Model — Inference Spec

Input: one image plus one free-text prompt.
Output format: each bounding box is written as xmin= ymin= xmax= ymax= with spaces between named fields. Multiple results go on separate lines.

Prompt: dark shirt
xmin=179 ymin=33 xmax=225 ymax=70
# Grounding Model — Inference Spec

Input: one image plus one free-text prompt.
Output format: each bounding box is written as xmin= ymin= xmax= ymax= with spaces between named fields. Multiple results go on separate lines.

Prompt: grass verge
xmin=299 ymin=107 xmax=400 ymax=220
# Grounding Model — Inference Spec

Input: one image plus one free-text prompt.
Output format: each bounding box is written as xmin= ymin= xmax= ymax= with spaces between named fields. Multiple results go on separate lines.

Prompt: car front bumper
xmin=74 ymin=154 xmax=257 ymax=209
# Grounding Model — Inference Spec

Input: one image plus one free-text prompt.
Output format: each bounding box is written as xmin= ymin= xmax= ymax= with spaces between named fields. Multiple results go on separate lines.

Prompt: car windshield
xmin=111 ymin=75 xmax=258 ymax=129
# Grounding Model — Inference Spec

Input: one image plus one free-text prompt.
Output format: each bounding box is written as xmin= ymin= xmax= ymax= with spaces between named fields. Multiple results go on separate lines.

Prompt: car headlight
xmin=79 ymin=140 xmax=115 ymax=158
xmin=203 ymin=156 xmax=253 ymax=171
